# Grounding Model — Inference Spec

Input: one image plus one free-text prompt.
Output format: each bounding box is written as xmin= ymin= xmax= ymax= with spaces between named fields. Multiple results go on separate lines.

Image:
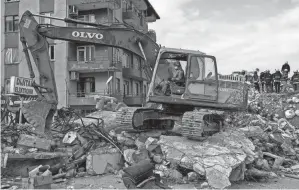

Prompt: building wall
xmin=1 ymin=1 xmax=5 ymax=86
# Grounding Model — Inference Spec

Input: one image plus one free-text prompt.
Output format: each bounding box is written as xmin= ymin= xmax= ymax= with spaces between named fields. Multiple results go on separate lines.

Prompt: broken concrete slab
xmin=239 ymin=126 xmax=263 ymax=138
xmin=86 ymin=147 xmax=123 ymax=175
xmin=158 ymin=129 xmax=255 ymax=189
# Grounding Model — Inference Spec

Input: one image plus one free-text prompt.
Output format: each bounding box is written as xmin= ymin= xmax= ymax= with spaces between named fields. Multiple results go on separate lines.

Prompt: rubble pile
xmin=1 ymin=92 xmax=299 ymax=189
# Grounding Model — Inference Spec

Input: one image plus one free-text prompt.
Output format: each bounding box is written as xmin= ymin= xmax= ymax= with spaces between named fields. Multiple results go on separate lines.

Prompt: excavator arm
xmin=19 ymin=10 xmax=160 ymax=137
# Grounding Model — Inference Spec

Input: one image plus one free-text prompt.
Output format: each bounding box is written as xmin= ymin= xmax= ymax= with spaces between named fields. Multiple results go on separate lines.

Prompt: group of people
xmin=250 ymin=62 xmax=299 ymax=93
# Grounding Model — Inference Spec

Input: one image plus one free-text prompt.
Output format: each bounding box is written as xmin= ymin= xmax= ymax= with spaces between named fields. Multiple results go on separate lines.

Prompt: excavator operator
xmin=171 ymin=61 xmax=185 ymax=86
xmin=159 ymin=61 xmax=185 ymax=96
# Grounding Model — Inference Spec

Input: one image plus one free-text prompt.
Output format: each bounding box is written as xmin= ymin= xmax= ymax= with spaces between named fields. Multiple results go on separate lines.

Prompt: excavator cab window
xmin=153 ymin=52 xmax=187 ymax=96
xmin=185 ymin=55 xmax=218 ymax=101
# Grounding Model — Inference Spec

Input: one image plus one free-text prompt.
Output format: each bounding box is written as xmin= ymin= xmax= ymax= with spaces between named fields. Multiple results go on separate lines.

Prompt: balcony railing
xmin=68 ymin=0 xmax=121 ymax=10
xmin=68 ymin=57 xmax=122 ymax=72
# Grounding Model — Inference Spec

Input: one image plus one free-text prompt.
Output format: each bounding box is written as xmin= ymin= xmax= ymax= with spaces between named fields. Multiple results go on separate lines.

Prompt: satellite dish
xmin=106 ymin=76 xmax=113 ymax=85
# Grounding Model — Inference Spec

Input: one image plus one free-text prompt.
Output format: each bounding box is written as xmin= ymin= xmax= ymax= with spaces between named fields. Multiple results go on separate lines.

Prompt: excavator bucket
xmin=21 ymin=99 xmax=53 ymax=137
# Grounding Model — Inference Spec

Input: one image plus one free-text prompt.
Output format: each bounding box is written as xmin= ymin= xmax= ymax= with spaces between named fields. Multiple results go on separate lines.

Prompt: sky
xmin=148 ymin=0 xmax=299 ymax=74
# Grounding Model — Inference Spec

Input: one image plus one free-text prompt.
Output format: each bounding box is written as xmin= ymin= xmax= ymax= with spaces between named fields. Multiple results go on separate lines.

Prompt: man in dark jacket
xmin=281 ymin=62 xmax=290 ymax=74
xmin=291 ymin=70 xmax=299 ymax=91
xmin=260 ymin=71 xmax=265 ymax=93
xmin=264 ymin=70 xmax=273 ymax=93
xmin=253 ymin=71 xmax=260 ymax=93
xmin=273 ymin=70 xmax=282 ymax=93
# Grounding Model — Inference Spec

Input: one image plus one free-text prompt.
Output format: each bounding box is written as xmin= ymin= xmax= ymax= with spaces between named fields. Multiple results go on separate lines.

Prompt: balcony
xmin=122 ymin=67 xmax=147 ymax=81
xmin=123 ymin=94 xmax=146 ymax=106
xmin=68 ymin=59 xmax=122 ymax=73
xmin=68 ymin=0 xmax=121 ymax=11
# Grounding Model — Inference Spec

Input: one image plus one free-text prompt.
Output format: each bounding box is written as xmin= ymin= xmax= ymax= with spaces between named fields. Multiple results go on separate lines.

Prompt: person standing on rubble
xmin=260 ymin=71 xmax=266 ymax=93
xmin=273 ymin=69 xmax=282 ymax=93
xmin=291 ymin=70 xmax=299 ymax=91
xmin=253 ymin=71 xmax=260 ymax=93
xmin=281 ymin=61 xmax=290 ymax=74
xmin=281 ymin=69 xmax=289 ymax=93
xmin=264 ymin=70 xmax=273 ymax=93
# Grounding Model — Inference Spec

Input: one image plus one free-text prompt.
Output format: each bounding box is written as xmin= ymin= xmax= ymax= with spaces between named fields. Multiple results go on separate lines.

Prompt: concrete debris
xmin=2 ymin=89 xmax=299 ymax=189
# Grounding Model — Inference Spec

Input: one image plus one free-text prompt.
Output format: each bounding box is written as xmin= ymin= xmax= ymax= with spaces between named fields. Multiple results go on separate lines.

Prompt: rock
xmin=153 ymin=155 xmax=163 ymax=164
xmin=135 ymin=136 xmax=148 ymax=149
xmin=229 ymin=162 xmax=245 ymax=182
xmin=132 ymin=149 xmax=150 ymax=164
xmin=169 ymin=169 xmax=183 ymax=182
xmin=86 ymin=147 xmax=123 ymax=175
xmin=239 ymin=126 xmax=263 ymax=138
xmin=158 ymin=130 xmax=254 ymax=189
xmin=143 ymin=130 xmax=163 ymax=138
xmin=281 ymin=141 xmax=296 ymax=156
xmin=291 ymin=164 xmax=299 ymax=172
xmin=123 ymin=149 xmax=136 ymax=164
xmin=187 ymin=172 xmax=198 ymax=182
xmin=285 ymin=110 xmax=296 ymax=119
xmin=193 ymin=163 xmax=206 ymax=176
xmin=295 ymin=110 xmax=299 ymax=116
xmin=200 ymin=182 xmax=209 ymax=189
xmin=293 ymin=97 xmax=299 ymax=103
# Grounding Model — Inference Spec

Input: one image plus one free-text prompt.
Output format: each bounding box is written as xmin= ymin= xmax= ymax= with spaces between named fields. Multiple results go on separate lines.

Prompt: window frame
xmin=5 ymin=15 xmax=19 ymax=32
xmin=4 ymin=0 xmax=20 ymax=3
xmin=4 ymin=48 xmax=19 ymax=64
xmin=76 ymin=45 xmax=95 ymax=62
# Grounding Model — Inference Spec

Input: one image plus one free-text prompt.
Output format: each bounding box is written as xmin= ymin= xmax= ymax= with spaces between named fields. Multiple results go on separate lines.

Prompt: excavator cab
xmin=147 ymin=48 xmax=220 ymax=110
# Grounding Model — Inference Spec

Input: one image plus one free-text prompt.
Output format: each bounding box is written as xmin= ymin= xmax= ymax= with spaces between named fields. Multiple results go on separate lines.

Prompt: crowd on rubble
xmin=245 ymin=62 xmax=299 ymax=93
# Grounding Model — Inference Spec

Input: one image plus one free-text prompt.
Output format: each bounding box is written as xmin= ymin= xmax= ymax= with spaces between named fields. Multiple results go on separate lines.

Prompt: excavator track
xmin=115 ymin=107 xmax=174 ymax=132
xmin=179 ymin=109 xmax=224 ymax=141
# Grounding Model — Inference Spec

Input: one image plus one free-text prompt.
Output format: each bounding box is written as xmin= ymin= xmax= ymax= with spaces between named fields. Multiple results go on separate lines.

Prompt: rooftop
xmin=145 ymin=0 xmax=160 ymax=19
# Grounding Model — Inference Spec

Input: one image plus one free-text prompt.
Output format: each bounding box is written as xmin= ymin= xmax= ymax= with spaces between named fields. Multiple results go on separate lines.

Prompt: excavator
xmin=19 ymin=10 xmax=248 ymax=140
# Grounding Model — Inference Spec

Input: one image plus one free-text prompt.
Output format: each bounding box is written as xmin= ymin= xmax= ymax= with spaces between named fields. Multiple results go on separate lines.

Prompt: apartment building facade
xmin=2 ymin=0 xmax=160 ymax=111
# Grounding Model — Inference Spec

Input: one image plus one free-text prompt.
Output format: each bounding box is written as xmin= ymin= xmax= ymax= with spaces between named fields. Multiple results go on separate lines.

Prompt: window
xmin=77 ymin=77 xmax=95 ymax=97
xmin=77 ymin=46 xmax=95 ymax=62
xmin=49 ymin=45 xmax=55 ymax=61
xmin=77 ymin=14 xmax=95 ymax=28
xmin=122 ymin=51 xmax=130 ymax=68
xmin=4 ymin=48 xmax=19 ymax=64
xmin=135 ymin=82 xmax=139 ymax=95
xmin=5 ymin=16 xmax=19 ymax=32
xmin=40 ymin=12 xmax=52 ymax=24
xmin=116 ymin=78 xmax=121 ymax=93
xmin=123 ymin=80 xmax=129 ymax=95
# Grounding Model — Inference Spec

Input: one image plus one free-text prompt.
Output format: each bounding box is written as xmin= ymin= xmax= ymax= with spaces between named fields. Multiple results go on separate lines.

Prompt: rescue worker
xmin=291 ymin=70 xmax=299 ymax=91
xmin=273 ymin=69 xmax=282 ymax=93
xmin=281 ymin=69 xmax=289 ymax=93
xmin=171 ymin=61 xmax=185 ymax=86
xmin=161 ymin=61 xmax=185 ymax=95
xmin=264 ymin=70 xmax=273 ymax=93
xmin=281 ymin=62 xmax=290 ymax=74
xmin=253 ymin=71 xmax=260 ymax=93
xmin=260 ymin=71 xmax=265 ymax=93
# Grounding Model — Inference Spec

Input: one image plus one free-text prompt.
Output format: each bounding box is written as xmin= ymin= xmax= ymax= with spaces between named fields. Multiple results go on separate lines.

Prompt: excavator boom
xmin=18 ymin=10 xmax=160 ymax=137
